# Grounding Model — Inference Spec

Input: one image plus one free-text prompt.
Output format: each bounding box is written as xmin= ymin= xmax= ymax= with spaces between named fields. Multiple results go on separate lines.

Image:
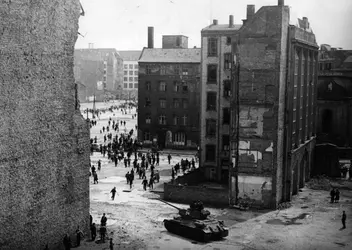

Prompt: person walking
xmin=149 ymin=176 xmax=154 ymax=190
xmin=109 ymin=238 xmax=114 ymax=250
xmin=101 ymin=213 xmax=107 ymax=227
xmin=111 ymin=187 xmax=117 ymax=200
xmin=342 ymin=211 xmax=347 ymax=229
xmin=91 ymin=223 xmax=97 ymax=241
xmin=330 ymin=188 xmax=335 ymax=203
xmin=93 ymin=172 xmax=98 ymax=184
xmin=335 ymin=188 xmax=340 ymax=203
xmin=142 ymin=177 xmax=148 ymax=191
xmin=167 ymin=154 xmax=172 ymax=165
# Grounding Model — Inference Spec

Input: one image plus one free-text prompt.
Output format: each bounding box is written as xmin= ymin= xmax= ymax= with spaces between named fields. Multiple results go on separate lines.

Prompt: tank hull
xmin=163 ymin=218 xmax=229 ymax=242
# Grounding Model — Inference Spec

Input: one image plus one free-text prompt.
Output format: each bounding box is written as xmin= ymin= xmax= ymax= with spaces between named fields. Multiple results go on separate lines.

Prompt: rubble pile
xmin=306 ymin=175 xmax=331 ymax=191
xmin=277 ymin=201 xmax=292 ymax=210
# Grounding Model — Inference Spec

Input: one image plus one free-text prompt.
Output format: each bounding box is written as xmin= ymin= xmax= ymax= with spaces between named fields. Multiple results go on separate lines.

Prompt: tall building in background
xmin=317 ymin=45 xmax=352 ymax=146
xmin=74 ymin=48 xmax=123 ymax=102
xmin=200 ymin=15 xmax=242 ymax=184
xmin=200 ymin=0 xmax=319 ymax=208
xmin=138 ymin=27 xmax=201 ymax=150
xmin=118 ymin=50 xmax=142 ymax=100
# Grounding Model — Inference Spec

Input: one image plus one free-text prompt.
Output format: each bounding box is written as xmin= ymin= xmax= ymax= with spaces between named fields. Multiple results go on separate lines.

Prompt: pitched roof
xmin=139 ymin=48 xmax=201 ymax=63
xmin=118 ymin=50 xmax=142 ymax=61
xmin=202 ymin=24 xmax=242 ymax=31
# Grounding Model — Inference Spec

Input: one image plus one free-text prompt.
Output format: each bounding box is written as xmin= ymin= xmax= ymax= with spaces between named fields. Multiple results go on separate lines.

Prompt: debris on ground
xmin=306 ymin=176 xmax=331 ymax=191
xmin=277 ymin=202 xmax=292 ymax=210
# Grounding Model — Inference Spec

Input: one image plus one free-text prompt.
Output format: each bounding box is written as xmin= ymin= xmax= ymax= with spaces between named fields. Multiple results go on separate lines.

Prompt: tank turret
xmin=158 ymin=199 xmax=229 ymax=242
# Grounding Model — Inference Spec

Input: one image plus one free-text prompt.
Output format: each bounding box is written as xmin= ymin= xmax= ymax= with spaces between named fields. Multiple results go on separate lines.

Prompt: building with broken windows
xmin=200 ymin=0 xmax=319 ymax=208
xmin=138 ymin=27 xmax=201 ymax=149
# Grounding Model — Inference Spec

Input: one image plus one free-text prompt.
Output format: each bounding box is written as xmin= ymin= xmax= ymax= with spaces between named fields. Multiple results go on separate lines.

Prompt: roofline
xmin=162 ymin=35 xmax=189 ymax=38
xmin=138 ymin=61 xmax=200 ymax=64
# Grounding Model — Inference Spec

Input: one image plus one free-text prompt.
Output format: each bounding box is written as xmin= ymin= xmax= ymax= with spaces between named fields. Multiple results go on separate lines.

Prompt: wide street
xmin=77 ymin=100 xmax=352 ymax=250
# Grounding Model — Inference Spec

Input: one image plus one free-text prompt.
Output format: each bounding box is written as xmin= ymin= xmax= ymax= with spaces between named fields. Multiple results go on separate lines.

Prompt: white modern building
xmin=118 ymin=50 xmax=142 ymax=100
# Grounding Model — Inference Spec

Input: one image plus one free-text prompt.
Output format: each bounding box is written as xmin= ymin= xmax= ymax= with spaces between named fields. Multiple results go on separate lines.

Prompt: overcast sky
xmin=75 ymin=0 xmax=352 ymax=50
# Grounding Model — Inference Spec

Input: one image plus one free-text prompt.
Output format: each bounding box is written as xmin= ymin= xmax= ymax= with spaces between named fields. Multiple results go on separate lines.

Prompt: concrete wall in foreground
xmin=0 ymin=1 xmax=90 ymax=249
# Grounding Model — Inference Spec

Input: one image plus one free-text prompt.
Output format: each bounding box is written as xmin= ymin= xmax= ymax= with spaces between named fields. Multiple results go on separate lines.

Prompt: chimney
xmin=213 ymin=19 xmax=218 ymax=25
xmin=148 ymin=27 xmax=154 ymax=49
xmin=246 ymin=5 xmax=255 ymax=21
xmin=278 ymin=0 xmax=284 ymax=6
xmin=303 ymin=17 xmax=309 ymax=29
xmin=229 ymin=15 xmax=234 ymax=27
xmin=88 ymin=43 xmax=94 ymax=49
xmin=193 ymin=46 xmax=197 ymax=48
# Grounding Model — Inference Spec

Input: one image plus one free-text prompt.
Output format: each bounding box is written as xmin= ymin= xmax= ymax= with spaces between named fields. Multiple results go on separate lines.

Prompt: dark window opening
xmin=226 ymin=37 xmax=231 ymax=45
xmin=223 ymin=80 xmax=231 ymax=97
xmin=208 ymin=38 xmax=218 ymax=56
xmin=222 ymin=135 xmax=230 ymax=151
xmin=146 ymin=81 xmax=151 ymax=91
xmin=205 ymin=145 xmax=216 ymax=162
xmin=207 ymin=92 xmax=217 ymax=111
xmin=223 ymin=108 xmax=230 ymax=124
xmin=322 ymin=109 xmax=332 ymax=134
xmin=224 ymin=53 xmax=231 ymax=70
xmin=207 ymin=64 xmax=217 ymax=83
xmin=145 ymin=97 xmax=151 ymax=107
xmin=206 ymin=119 xmax=216 ymax=137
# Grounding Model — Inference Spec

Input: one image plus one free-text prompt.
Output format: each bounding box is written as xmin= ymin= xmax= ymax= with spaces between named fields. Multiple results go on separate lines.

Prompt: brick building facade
xmin=0 ymin=1 xmax=90 ymax=249
xmin=200 ymin=0 xmax=319 ymax=208
xmin=138 ymin=29 xmax=201 ymax=149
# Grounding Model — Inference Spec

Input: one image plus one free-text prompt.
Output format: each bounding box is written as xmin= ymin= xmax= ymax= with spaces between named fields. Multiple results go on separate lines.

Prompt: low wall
xmin=174 ymin=168 xmax=205 ymax=185
xmin=164 ymin=183 xmax=229 ymax=207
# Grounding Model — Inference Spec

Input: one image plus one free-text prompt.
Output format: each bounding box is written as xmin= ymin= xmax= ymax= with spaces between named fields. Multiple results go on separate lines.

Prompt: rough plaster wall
xmin=234 ymin=6 xmax=290 ymax=208
xmin=0 ymin=1 xmax=90 ymax=249
xmin=275 ymin=6 xmax=290 ymax=205
xmin=237 ymin=175 xmax=272 ymax=207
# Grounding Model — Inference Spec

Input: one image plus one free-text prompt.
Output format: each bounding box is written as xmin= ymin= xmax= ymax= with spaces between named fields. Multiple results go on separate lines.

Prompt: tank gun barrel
xmin=157 ymin=199 xmax=182 ymax=211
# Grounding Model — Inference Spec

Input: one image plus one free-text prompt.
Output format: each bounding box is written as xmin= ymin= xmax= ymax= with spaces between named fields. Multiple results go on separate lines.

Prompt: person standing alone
xmin=342 ymin=211 xmax=347 ymax=229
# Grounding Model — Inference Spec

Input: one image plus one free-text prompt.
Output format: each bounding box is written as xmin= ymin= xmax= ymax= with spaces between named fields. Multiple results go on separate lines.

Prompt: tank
xmin=159 ymin=199 xmax=229 ymax=242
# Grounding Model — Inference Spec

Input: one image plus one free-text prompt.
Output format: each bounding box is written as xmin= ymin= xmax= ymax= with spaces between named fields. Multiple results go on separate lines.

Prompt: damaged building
xmin=200 ymin=0 xmax=319 ymax=208
xmin=0 ymin=1 xmax=90 ymax=249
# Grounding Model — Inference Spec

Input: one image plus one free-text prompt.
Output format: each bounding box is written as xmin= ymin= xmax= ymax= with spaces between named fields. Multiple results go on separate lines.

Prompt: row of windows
xmin=208 ymin=37 xmax=231 ymax=57
xmin=124 ymin=70 xmax=138 ymax=76
xmin=145 ymin=81 xmax=189 ymax=92
xmin=143 ymin=132 xmax=185 ymax=142
xmin=124 ymin=77 xmax=138 ymax=82
xmin=144 ymin=65 xmax=197 ymax=75
xmin=123 ymin=83 xmax=138 ymax=89
xmin=145 ymin=98 xmax=188 ymax=109
xmin=145 ymin=115 xmax=188 ymax=126
xmin=124 ymin=64 xmax=138 ymax=69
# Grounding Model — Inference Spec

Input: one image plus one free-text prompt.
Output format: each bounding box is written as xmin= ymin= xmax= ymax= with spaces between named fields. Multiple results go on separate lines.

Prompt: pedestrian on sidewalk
xmin=111 ymin=187 xmax=117 ymax=200
xmin=342 ymin=211 xmax=346 ymax=229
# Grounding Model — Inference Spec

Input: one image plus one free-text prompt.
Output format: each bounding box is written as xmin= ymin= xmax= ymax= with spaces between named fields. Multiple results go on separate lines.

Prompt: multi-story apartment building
xmin=200 ymin=0 xmax=319 ymax=208
xmin=138 ymin=27 xmax=201 ymax=149
xmin=200 ymin=15 xmax=242 ymax=184
xmin=118 ymin=51 xmax=142 ymax=100
xmin=317 ymin=45 xmax=352 ymax=146
xmin=74 ymin=48 xmax=123 ymax=102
